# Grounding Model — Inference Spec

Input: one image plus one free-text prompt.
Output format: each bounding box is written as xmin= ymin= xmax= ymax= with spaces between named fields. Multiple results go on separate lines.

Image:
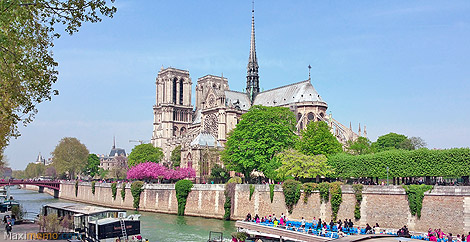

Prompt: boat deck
xmin=236 ymin=221 xmax=333 ymax=242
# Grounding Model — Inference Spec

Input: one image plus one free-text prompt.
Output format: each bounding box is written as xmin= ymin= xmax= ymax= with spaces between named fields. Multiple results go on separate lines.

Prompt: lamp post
xmin=386 ymin=167 xmax=389 ymax=186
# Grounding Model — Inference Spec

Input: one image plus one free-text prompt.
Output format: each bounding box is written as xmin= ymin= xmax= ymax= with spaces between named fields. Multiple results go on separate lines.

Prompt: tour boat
xmin=42 ymin=202 xmax=141 ymax=242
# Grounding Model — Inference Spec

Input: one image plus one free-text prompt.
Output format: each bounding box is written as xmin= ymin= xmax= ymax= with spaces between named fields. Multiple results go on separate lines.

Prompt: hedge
xmin=328 ymin=148 xmax=470 ymax=178
xmin=175 ymin=180 xmax=193 ymax=216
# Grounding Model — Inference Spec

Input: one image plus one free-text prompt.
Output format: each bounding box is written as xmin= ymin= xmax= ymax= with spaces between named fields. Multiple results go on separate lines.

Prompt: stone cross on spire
xmin=246 ymin=0 xmax=260 ymax=101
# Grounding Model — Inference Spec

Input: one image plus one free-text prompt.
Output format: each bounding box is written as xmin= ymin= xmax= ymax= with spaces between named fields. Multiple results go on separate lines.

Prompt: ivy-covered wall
xmin=53 ymin=182 xmax=470 ymax=234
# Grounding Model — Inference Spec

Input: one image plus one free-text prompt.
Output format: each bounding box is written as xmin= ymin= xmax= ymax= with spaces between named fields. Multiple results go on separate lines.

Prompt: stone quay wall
xmin=27 ymin=182 xmax=470 ymax=235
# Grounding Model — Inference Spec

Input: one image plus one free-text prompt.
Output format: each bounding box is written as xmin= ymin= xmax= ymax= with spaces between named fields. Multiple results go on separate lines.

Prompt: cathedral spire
xmin=246 ymin=0 xmax=259 ymax=101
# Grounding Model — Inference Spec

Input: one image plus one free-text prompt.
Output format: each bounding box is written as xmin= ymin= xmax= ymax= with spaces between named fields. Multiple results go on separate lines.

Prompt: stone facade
xmin=150 ymin=8 xmax=363 ymax=180
xmin=52 ymin=182 xmax=470 ymax=235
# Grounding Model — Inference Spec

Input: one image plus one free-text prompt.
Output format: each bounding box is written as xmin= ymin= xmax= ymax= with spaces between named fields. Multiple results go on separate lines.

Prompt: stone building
xmin=99 ymin=139 xmax=128 ymax=171
xmin=151 ymin=7 xmax=364 ymax=180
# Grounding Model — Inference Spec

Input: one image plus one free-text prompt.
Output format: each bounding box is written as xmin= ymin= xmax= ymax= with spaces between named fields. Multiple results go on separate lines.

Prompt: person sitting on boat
xmin=273 ymin=218 xmax=278 ymax=227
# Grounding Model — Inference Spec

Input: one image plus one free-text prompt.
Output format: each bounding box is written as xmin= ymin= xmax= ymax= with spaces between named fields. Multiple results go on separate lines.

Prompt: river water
xmin=10 ymin=188 xmax=237 ymax=242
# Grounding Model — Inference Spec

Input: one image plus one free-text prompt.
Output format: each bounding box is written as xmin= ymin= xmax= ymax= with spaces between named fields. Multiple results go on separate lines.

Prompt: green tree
xmin=275 ymin=149 xmax=333 ymax=181
xmin=128 ymin=143 xmax=164 ymax=167
xmin=298 ymin=121 xmax=342 ymax=156
xmin=83 ymin=154 xmax=100 ymax=178
xmin=373 ymin=132 xmax=408 ymax=152
xmin=409 ymin=137 xmax=427 ymax=150
xmin=52 ymin=137 xmax=89 ymax=178
xmin=222 ymin=105 xmax=297 ymax=181
xmin=170 ymin=145 xmax=181 ymax=168
xmin=24 ymin=162 xmax=45 ymax=178
xmin=97 ymin=168 xmax=109 ymax=180
xmin=210 ymin=164 xmax=230 ymax=183
xmin=0 ymin=1 xmax=116 ymax=162
xmin=346 ymin=137 xmax=374 ymax=155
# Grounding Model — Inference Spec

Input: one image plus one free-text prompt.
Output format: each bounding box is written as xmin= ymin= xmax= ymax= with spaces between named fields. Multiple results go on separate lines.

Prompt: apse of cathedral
xmin=151 ymin=6 xmax=364 ymax=180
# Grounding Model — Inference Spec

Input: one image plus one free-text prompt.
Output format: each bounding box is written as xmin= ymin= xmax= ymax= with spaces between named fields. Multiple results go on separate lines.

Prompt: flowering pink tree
xmin=127 ymin=162 xmax=196 ymax=181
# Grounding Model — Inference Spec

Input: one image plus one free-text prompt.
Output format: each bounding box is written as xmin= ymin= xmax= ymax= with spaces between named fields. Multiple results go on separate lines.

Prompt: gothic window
xmin=308 ymin=112 xmax=315 ymax=121
xmin=180 ymin=111 xmax=184 ymax=121
xmin=208 ymin=94 xmax=215 ymax=107
xmin=173 ymin=111 xmax=176 ymax=121
xmin=180 ymin=127 xmax=186 ymax=135
xmin=179 ymin=78 xmax=184 ymax=105
xmin=203 ymin=113 xmax=218 ymax=138
xmin=173 ymin=126 xmax=178 ymax=136
xmin=297 ymin=113 xmax=302 ymax=121
xmin=172 ymin=78 xmax=177 ymax=104
xmin=320 ymin=112 xmax=325 ymax=118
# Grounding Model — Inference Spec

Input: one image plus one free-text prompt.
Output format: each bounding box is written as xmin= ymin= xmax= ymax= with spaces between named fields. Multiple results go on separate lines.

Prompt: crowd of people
xmin=244 ymin=213 xmax=466 ymax=241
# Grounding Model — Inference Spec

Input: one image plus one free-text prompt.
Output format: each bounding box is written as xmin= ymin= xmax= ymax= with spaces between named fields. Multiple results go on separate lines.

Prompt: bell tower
xmin=152 ymin=67 xmax=193 ymax=151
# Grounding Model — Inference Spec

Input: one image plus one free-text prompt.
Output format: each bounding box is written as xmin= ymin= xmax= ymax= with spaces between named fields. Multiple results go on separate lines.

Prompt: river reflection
xmin=10 ymin=188 xmax=236 ymax=242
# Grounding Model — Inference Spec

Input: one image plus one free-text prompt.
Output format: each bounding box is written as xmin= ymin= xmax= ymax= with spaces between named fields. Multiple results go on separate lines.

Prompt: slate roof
xmin=109 ymin=148 xmax=126 ymax=157
xmin=190 ymin=132 xmax=222 ymax=147
xmin=252 ymin=80 xmax=325 ymax=107
xmin=224 ymin=90 xmax=252 ymax=110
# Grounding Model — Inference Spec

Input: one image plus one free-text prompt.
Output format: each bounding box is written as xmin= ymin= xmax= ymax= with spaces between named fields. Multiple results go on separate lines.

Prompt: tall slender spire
xmin=246 ymin=0 xmax=259 ymax=101
xmin=113 ymin=136 xmax=116 ymax=149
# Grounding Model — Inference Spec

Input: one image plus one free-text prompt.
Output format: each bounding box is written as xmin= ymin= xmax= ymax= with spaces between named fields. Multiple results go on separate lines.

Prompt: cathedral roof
xmin=224 ymin=90 xmax=252 ymax=110
xmin=252 ymin=80 xmax=326 ymax=107
xmin=109 ymin=148 xmax=126 ymax=157
xmin=190 ymin=132 xmax=222 ymax=147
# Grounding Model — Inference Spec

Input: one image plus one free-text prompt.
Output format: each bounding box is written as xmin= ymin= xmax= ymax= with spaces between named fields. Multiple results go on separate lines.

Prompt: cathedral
xmin=151 ymin=7 xmax=364 ymax=180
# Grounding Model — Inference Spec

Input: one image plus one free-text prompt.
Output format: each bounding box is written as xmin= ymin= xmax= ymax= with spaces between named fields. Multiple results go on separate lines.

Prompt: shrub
xmin=121 ymin=183 xmax=126 ymax=201
xmin=175 ymin=180 xmax=193 ymax=216
xmin=111 ymin=183 xmax=117 ymax=200
xmin=282 ymin=180 xmax=301 ymax=214
xmin=352 ymin=184 xmax=363 ymax=219
xmin=130 ymin=181 xmax=144 ymax=209
xmin=231 ymin=232 xmax=249 ymax=241
xmin=91 ymin=181 xmax=96 ymax=195
xmin=317 ymin=182 xmax=330 ymax=203
xmin=11 ymin=205 xmax=24 ymax=220
xmin=249 ymin=184 xmax=255 ymax=201
xmin=302 ymin=182 xmax=317 ymax=204
xmin=403 ymin=184 xmax=433 ymax=218
xmin=269 ymin=184 xmax=275 ymax=203
xmin=227 ymin=176 xmax=242 ymax=184
xmin=330 ymin=182 xmax=342 ymax=221
xmin=75 ymin=181 xmax=78 ymax=197
xmin=224 ymin=177 xmax=241 ymax=220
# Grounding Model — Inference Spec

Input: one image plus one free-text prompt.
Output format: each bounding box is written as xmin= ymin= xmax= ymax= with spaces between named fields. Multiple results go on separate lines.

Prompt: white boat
xmin=43 ymin=203 xmax=141 ymax=242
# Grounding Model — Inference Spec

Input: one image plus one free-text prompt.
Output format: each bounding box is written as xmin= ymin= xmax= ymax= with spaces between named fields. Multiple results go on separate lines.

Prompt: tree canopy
xmin=170 ymin=145 xmax=181 ymax=168
xmin=275 ymin=149 xmax=333 ymax=181
xmin=0 ymin=0 xmax=116 ymax=162
xmin=297 ymin=121 xmax=342 ymax=156
xmin=128 ymin=143 xmax=164 ymax=167
xmin=328 ymin=148 xmax=470 ymax=178
xmin=83 ymin=154 xmax=100 ymax=178
xmin=222 ymin=105 xmax=297 ymax=180
xmin=24 ymin=162 xmax=45 ymax=178
xmin=51 ymin=137 xmax=89 ymax=178
xmin=346 ymin=137 xmax=374 ymax=155
xmin=373 ymin=132 xmax=408 ymax=151
xmin=373 ymin=133 xmax=426 ymax=152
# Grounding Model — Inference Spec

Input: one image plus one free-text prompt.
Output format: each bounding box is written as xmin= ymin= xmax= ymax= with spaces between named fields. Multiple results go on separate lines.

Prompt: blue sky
xmin=5 ymin=0 xmax=470 ymax=169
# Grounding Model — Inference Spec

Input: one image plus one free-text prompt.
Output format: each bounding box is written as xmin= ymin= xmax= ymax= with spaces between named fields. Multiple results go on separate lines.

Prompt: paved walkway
xmin=0 ymin=213 xmax=68 ymax=242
